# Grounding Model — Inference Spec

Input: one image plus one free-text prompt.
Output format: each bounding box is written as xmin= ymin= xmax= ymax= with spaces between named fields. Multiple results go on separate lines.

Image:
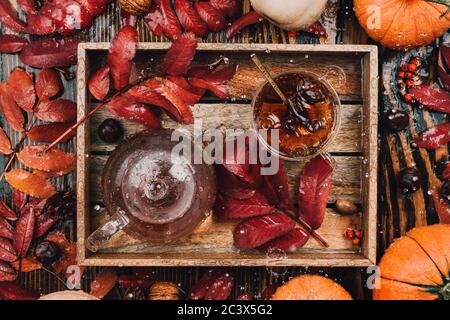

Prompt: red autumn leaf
xmin=174 ymin=0 xmax=209 ymax=37
xmin=204 ymin=273 xmax=234 ymax=300
xmin=88 ymin=65 xmax=111 ymax=101
xmin=0 ymin=261 xmax=16 ymax=282
xmin=160 ymin=32 xmax=197 ymax=76
xmin=12 ymin=188 xmax=27 ymax=210
xmin=158 ymin=0 xmax=182 ymax=41
xmin=46 ymin=232 xmax=79 ymax=275
xmin=36 ymin=212 xmax=58 ymax=237
xmin=430 ymin=190 xmax=450 ymax=224
xmin=107 ymin=25 xmax=138 ymax=90
xmin=0 ymin=0 xmax=26 ymax=32
xmin=415 ymin=122 xmax=450 ymax=149
xmin=303 ymin=21 xmax=328 ymax=39
xmin=0 ymin=282 xmax=39 ymax=300
xmin=194 ymin=2 xmax=228 ymax=32
xmin=4 ymin=169 xmax=56 ymax=199
xmin=17 ymin=145 xmax=76 ymax=173
xmin=35 ymin=68 xmax=63 ymax=101
xmin=189 ymin=65 xmax=237 ymax=99
xmin=27 ymin=122 xmax=75 ymax=143
xmin=144 ymin=6 xmax=164 ymax=36
xmin=0 ymin=198 xmax=17 ymax=221
xmin=216 ymin=165 xmax=256 ymax=200
xmin=11 ymin=255 xmax=42 ymax=273
xmin=22 ymin=198 xmax=47 ymax=217
xmin=0 ymin=127 xmax=12 ymax=155
xmin=409 ymin=85 xmax=450 ymax=113
xmin=299 ymin=154 xmax=333 ymax=230
xmin=17 ymin=0 xmax=37 ymax=15
xmin=188 ymin=269 xmax=231 ymax=300
xmin=259 ymin=158 xmax=293 ymax=212
xmin=233 ymin=212 xmax=295 ymax=249
xmin=214 ymin=192 xmax=274 ymax=219
xmin=258 ymin=228 xmax=310 ymax=253
xmin=0 ymin=35 xmax=28 ymax=54
xmin=210 ymin=0 xmax=240 ymax=17
xmin=19 ymin=37 xmax=79 ymax=68
xmin=438 ymin=66 xmax=450 ymax=92
xmin=117 ymin=274 xmax=155 ymax=289
xmin=7 ymin=68 xmax=36 ymax=112
xmin=76 ymin=0 xmax=112 ymax=17
xmin=164 ymin=76 xmax=205 ymax=105
xmin=35 ymin=99 xmax=77 ymax=123
xmin=90 ymin=269 xmax=118 ymax=299
xmin=38 ymin=0 xmax=92 ymax=36
xmin=226 ymin=11 xmax=263 ymax=39
xmin=0 ymin=83 xmax=25 ymax=132
xmin=0 ymin=216 xmax=14 ymax=239
xmin=12 ymin=206 xmax=35 ymax=257
xmin=105 ymin=95 xmax=162 ymax=129
xmin=26 ymin=12 xmax=56 ymax=35
xmin=161 ymin=78 xmax=195 ymax=124
xmin=438 ymin=45 xmax=450 ymax=90
xmin=0 ymin=237 xmax=17 ymax=262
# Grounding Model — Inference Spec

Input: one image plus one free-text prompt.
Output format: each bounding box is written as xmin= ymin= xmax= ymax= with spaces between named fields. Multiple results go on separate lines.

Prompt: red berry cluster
xmin=344 ymin=225 xmax=363 ymax=246
xmin=397 ymin=57 xmax=422 ymax=103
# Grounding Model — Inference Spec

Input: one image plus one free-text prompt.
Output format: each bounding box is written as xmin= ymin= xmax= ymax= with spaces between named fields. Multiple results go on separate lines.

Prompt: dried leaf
xmin=20 ymin=37 xmax=79 ymax=68
xmin=210 ymin=0 xmax=240 ymax=17
xmin=36 ymin=211 xmax=58 ymax=237
xmin=0 ymin=198 xmax=17 ymax=221
xmin=216 ymin=165 xmax=256 ymax=200
xmin=0 ymin=282 xmax=39 ymax=300
xmin=7 ymin=68 xmax=36 ymax=112
xmin=35 ymin=68 xmax=63 ymax=101
xmin=160 ymin=32 xmax=197 ymax=76
xmin=194 ymin=2 xmax=228 ymax=32
xmin=35 ymin=99 xmax=77 ymax=123
xmin=13 ymin=206 xmax=35 ymax=257
xmin=5 ymin=169 xmax=56 ymax=199
xmin=233 ymin=212 xmax=295 ymax=249
xmin=0 ymin=261 xmax=17 ymax=282
xmin=11 ymin=255 xmax=42 ymax=272
xmin=17 ymin=145 xmax=76 ymax=174
xmin=260 ymin=158 xmax=293 ymax=212
xmin=214 ymin=192 xmax=274 ymax=219
xmin=0 ymin=237 xmax=17 ymax=262
xmin=259 ymin=228 xmax=310 ymax=253
xmin=107 ymin=26 xmax=138 ymax=90
xmin=174 ymin=0 xmax=209 ymax=37
xmin=161 ymin=78 xmax=195 ymax=124
xmin=144 ymin=6 xmax=164 ymax=36
xmin=415 ymin=122 xmax=450 ymax=150
xmin=0 ymin=34 xmax=28 ymax=53
xmin=90 ymin=269 xmax=118 ymax=299
xmin=409 ymin=85 xmax=450 ymax=113
xmin=12 ymin=188 xmax=27 ymax=210
xmin=22 ymin=198 xmax=47 ymax=217
xmin=105 ymin=95 xmax=162 ymax=129
xmin=0 ymin=83 xmax=25 ymax=132
xmin=226 ymin=11 xmax=263 ymax=39
xmin=46 ymin=232 xmax=78 ymax=275
xmin=158 ymin=0 xmax=182 ymax=41
xmin=299 ymin=154 xmax=333 ymax=230
xmin=221 ymin=137 xmax=259 ymax=186
xmin=0 ymin=127 xmax=13 ymax=155
xmin=27 ymin=122 xmax=75 ymax=143
xmin=0 ymin=216 xmax=14 ymax=239
xmin=0 ymin=0 xmax=26 ymax=32
xmin=88 ymin=65 xmax=111 ymax=101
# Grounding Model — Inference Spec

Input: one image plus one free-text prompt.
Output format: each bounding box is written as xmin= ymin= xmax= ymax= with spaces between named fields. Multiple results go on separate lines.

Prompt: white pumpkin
xmin=250 ymin=0 xmax=328 ymax=31
xmin=39 ymin=290 xmax=99 ymax=300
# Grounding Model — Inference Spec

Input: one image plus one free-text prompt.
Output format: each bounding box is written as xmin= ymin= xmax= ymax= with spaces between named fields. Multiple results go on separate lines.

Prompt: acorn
xmin=335 ymin=199 xmax=359 ymax=215
xmin=148 ymin=282 xmax=180 ymax=300
xmin=119 ymin=0 xmax=153 ymax=15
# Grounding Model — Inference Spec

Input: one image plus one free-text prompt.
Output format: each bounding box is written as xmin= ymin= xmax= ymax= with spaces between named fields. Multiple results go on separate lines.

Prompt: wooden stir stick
xmin=250 ymin=53 xmax=329 ymax=248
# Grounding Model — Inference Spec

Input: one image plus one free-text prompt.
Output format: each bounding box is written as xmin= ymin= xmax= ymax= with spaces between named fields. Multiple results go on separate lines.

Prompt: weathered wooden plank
xmin=89 ymin=104 xmax=363 ymax=153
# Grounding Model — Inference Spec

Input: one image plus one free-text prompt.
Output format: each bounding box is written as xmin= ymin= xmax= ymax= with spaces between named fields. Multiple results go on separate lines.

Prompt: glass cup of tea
xmin=86 ymin=129 xmax=216 ymax=252
xmin=252 ymin=70 xmax=341 ymax=160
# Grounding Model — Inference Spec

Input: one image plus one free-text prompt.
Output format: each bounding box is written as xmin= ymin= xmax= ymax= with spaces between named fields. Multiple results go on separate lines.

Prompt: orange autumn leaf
xmin=0 ymin=83 xmax=24 ymax=132
xmin=17 ymin=145 xmax=76 ymax=173
xmin=7 ymin=67 xmax=36 ymax=112
xmin=4 ymin=169 xmax=56 ymax=199
xmin=33 ymin=168 xmax=73 ymax=178
xmin=0 ymin=127 xmax=12 ymax=155
xmin=90 ymin=269 xmax=118 ymax=299
xmin=45 ymin=232 xmax=83 ymax=276
xmin=11 ymin=255 xmax=42 ymax=273
xmin=27 ymin=122 xmax=75 ymax=143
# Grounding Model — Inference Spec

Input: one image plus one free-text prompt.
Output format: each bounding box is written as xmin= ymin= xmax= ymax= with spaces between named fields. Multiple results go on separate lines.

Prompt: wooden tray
xmin=77 ymin=43 xmax=378 ymax=267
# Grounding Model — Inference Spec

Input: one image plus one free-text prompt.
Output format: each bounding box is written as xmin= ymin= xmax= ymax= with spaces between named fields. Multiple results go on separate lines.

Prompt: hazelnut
xmin=335 ymin=199 xmax=359 ymax=215
xmin=119 ymin=0 xmax=153 ymax=15
xmin=148 ymin=282 xmax=180 ymax=300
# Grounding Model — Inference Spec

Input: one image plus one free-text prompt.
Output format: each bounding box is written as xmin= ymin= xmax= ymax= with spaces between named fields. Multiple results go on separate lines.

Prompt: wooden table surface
xmin=1 ymin=0 xmax=446 ymax=300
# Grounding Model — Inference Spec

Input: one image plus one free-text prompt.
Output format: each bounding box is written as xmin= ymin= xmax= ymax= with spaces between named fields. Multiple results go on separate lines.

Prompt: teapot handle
xmin=86 ymin=211 xmax=130 ymax=253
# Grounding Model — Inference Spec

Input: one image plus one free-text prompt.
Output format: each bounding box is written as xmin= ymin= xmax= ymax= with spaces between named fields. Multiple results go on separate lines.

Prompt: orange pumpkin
xmin=354 ymin=0 xmax=450 ymax=50
xmin=272 ymin=275 xmax=353 ymax=300
xmin=373 ymin=224 xmax=450 ymax=300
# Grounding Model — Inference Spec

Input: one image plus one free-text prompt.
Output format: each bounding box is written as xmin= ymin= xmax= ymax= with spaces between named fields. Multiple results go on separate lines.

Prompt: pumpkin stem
xmin=440 ymin=282 xmax=450 ymax=300
xmin=426 ymin=0 xmax=450 ymax=17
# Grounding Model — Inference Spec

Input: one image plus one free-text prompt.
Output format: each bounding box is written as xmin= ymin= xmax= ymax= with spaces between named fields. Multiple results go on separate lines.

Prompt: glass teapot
xmin=86 ymin=129 xmax=216 ymax=252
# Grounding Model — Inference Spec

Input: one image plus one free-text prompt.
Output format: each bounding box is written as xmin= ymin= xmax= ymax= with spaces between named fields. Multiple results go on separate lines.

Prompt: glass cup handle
xmin=86 ymin=212 xmax=130 ymax=253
